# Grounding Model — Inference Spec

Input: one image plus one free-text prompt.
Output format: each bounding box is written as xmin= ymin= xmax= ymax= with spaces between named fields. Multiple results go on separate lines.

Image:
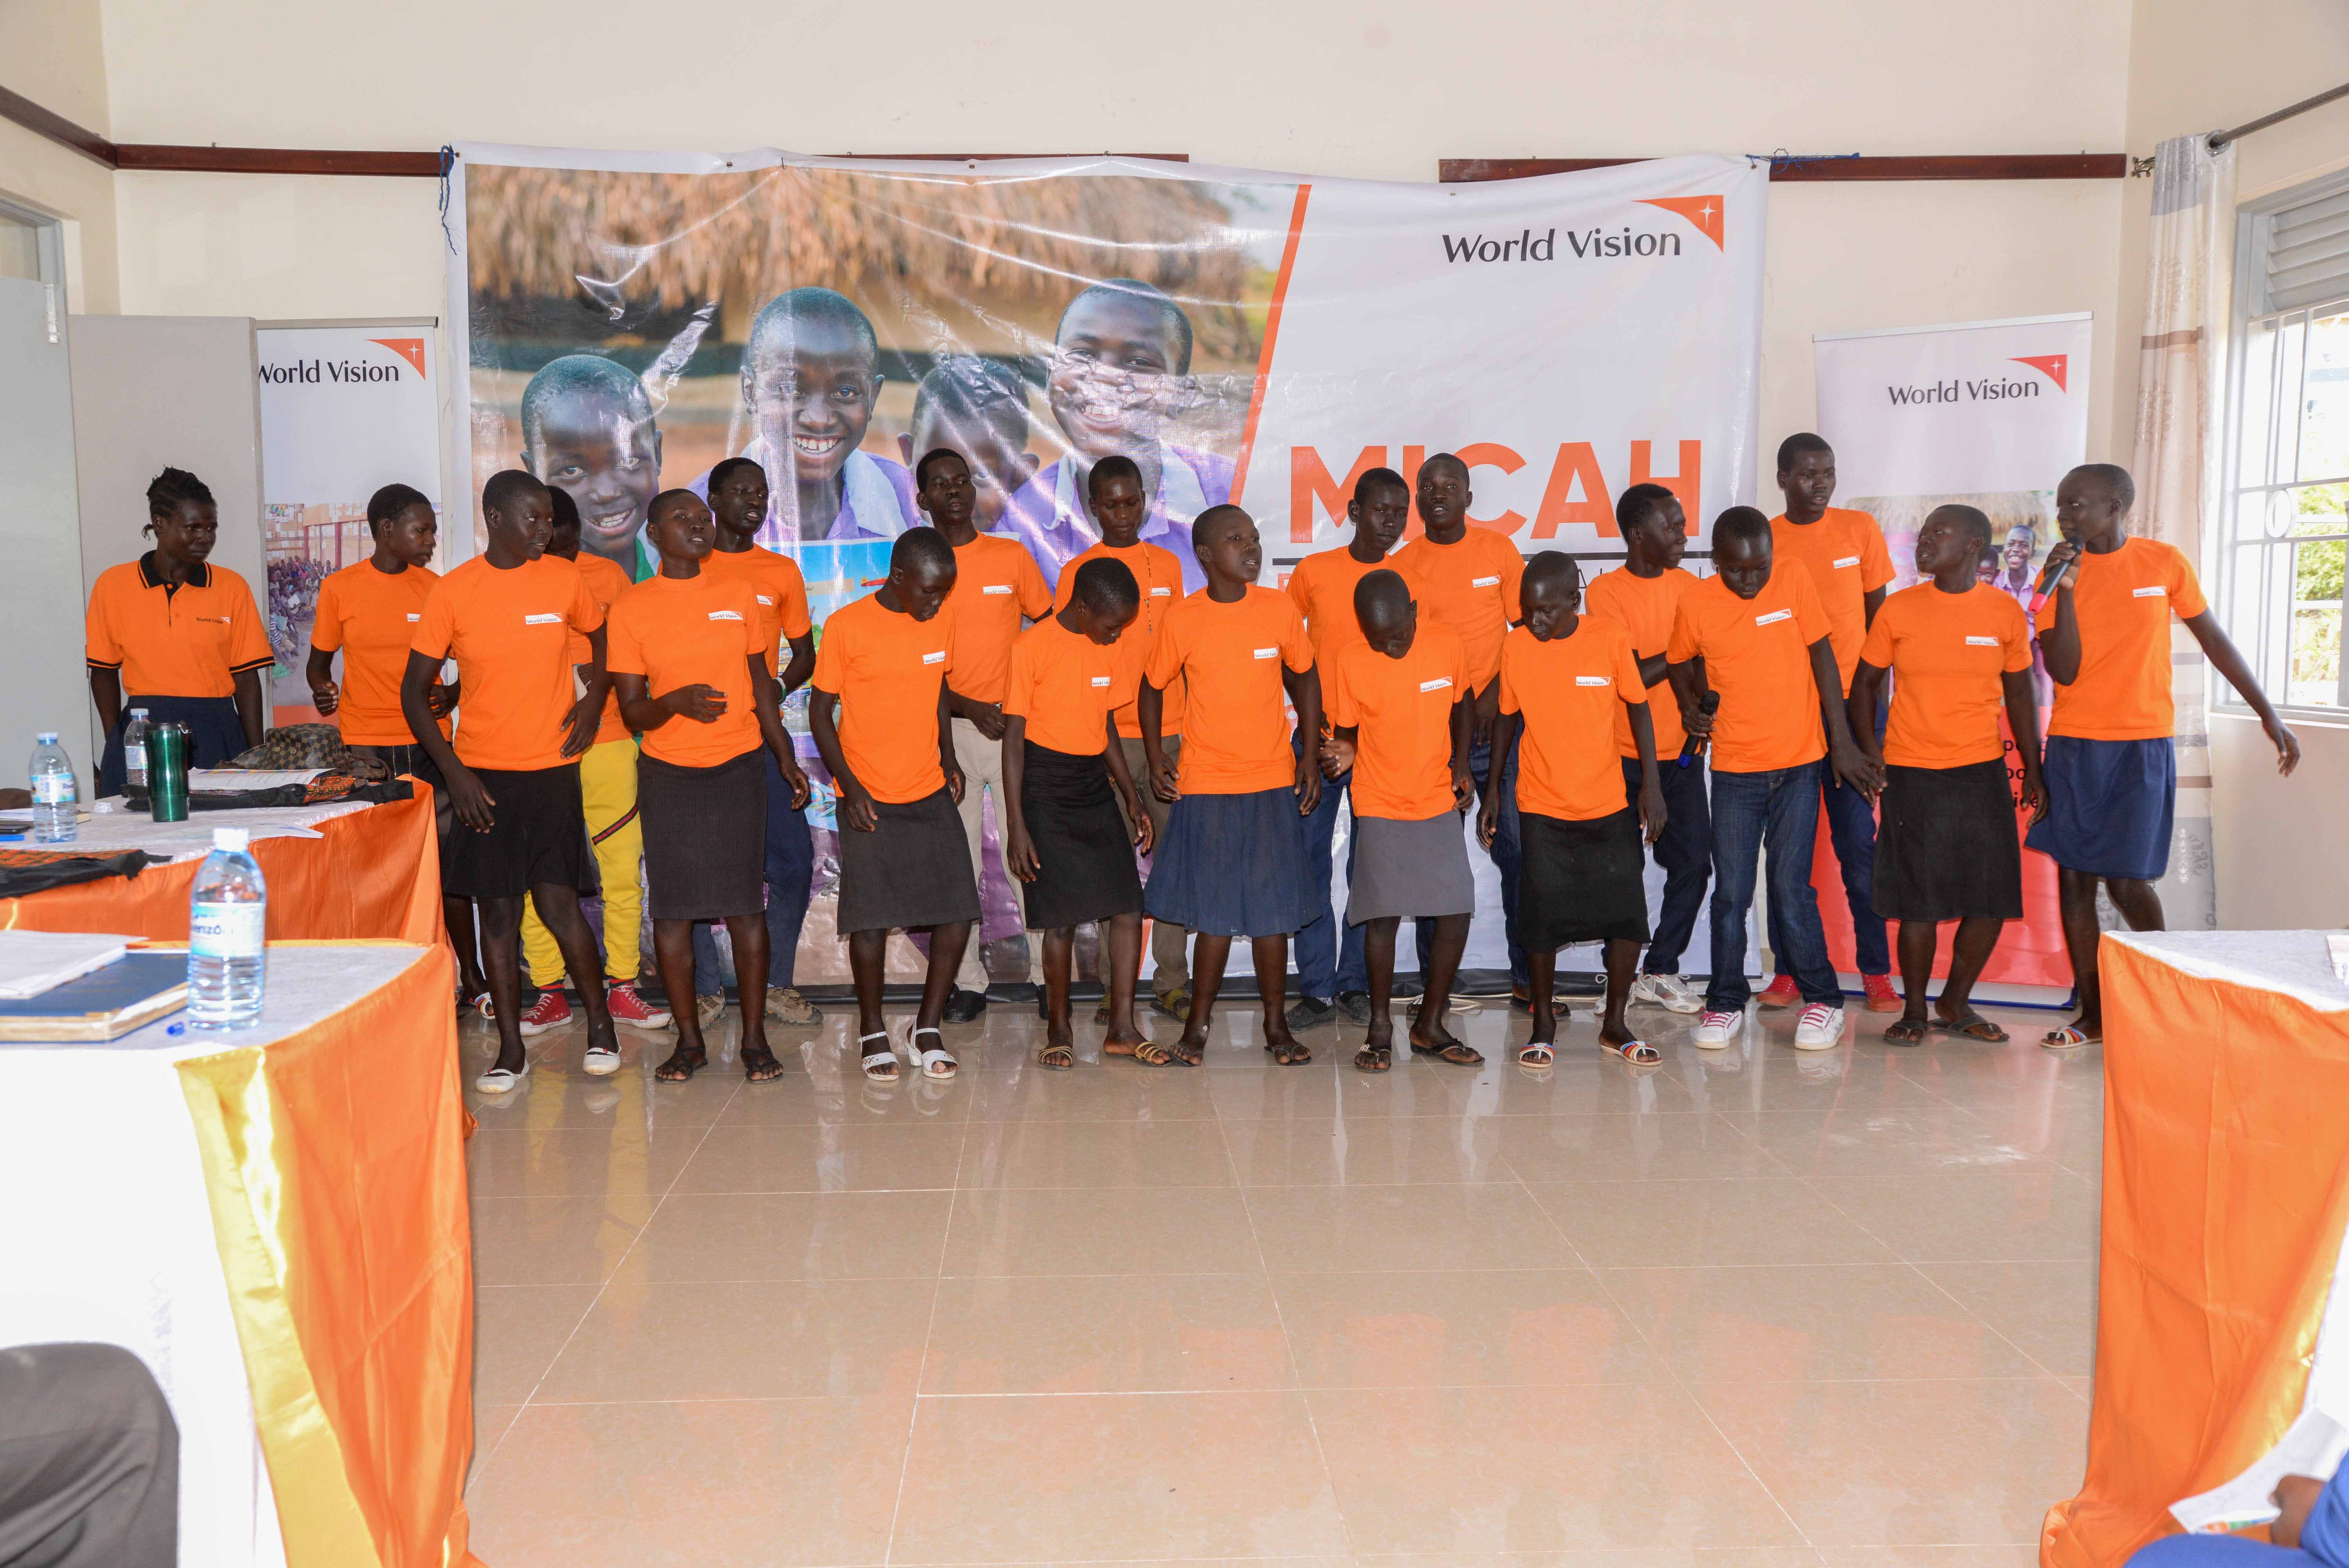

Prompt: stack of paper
xmin=0 ymin=931 xmax=138 ymax=1000
xmin=189 ymin=768 xmax=325 ymax=791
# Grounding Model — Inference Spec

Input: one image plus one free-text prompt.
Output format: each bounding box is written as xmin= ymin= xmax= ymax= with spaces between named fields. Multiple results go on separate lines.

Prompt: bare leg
xmin=1888 ymin=918 xmax=1936 ymax=1043
xmin=1931 ymin=916 xmax=2006 ymax=1038
xmin=1041 ymin=927 xmax=1075 ymax=1064
xmin=2054 ymin=866 xmax=2147 ymax=1039
xmin=2106 ymin=876 xmax=2165 ymax=932
xmin=444 ymin=896 xmax=487 ymax=998
xmin=1524 ymin=945 xmax=1559 ymax=1048
xmin=851 ymin=928 xmax=889 ymax=1039
xmin=1597 ymin=937 xmax=1642 ymax=1046
xmin=1361 ymin=917 xmax=1399 ymax=1057
xmin=529 ymin=882 xmax=618 ymax=1065
xmin=652 ymin=919 xmax=705 ymax=1080
xmin=1256 ymin=934 xmax=1307 ymax=1064
xmin=1409 ymin=913 xmax=1477 ymax=1062
xmin=729 ymin=912 xmax=781 ymax=1080
xmin=1102 ymin=912 xmax=1143 ymax=1051
xmin=476 ymin=894 xmax=528 ymax=1074
xmin=1173 ymin=934 xmax=1231 ymax=1064
xmin=919 ymin=921 xmax=971 ymax=1033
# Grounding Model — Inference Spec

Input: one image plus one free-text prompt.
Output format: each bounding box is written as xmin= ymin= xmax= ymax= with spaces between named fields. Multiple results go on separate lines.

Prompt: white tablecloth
xmin=64 ymin=798 xmax=377 ymax=863
xmin=0 ymin=944 xmax=428 ymax=1568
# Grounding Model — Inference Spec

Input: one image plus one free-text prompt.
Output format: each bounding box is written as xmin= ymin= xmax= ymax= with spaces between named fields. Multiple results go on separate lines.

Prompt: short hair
xmin=1932 ymin=503 xmax=1995 ymax=556
xmin=1087 ymin=453 xmax=1143 ymax=501
xmin=545 ymin=484 xmax=579 ymax=533
xmin=1713 ymin=506 xmax=1772 ymax=549
xmin=914 ymin=446 xmax=969 ymax=490
xmin=365 ymin=483 xmax=432 ymax=534
xmin=1522 ymin=550 xmax=1581 ymax=592
xmin=1056 ymin=279 xmax=1194 ymax=376
xmin=1352 ymin=567 xmax=1412 ymax=623
xmin=746 ymin=287 xmax=880 ymax=368
xmin=1071 ymin=556 xmax=1141 ymax=614
xmin=1776 ymin=433 xmax=1832 ymax=472
xmin=891 ymin=525 xmax=956 ymax=577
xmin=2005 ymin=524 xmax=2036 ymax=545
xmin=1354 ymin=466 xmax=1408 ymax=504
xmin=707 ymin=456 xmax=763 ymax=493
xmin=482 ymin=469 xmax=549 ymax=520
xmin=1615 ymin=482 xmax=1677 ymax=534
xmin=1193 ymin=503 xmax=1252 ymax=550
xmin=2069 ymin=462 xmax=2136 ymax=511
xmin=911 ymin=357 xmax=1030 ymax=447
xmin=519 ymin=355 xmax=655 ymax=454
xmin=146 ymin=466 xmax=214 ymax=519
xmin=648 ymin=488 xmax=703 ymax=526
xmin=1419 ymin=451 xmax=1470 ymax=484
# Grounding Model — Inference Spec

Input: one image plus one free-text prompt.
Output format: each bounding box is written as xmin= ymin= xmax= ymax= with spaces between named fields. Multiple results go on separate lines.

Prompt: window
xmin=2223 ymin=173 xmax=2349 ymax=713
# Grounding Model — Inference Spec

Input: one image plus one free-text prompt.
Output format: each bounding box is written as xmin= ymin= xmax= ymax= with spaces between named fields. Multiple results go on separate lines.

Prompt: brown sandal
xmin=1410 ymin=1040 xmax=1483 ymax=1066
xmin=1353 ymin=1044 xmax=1392 ymax=1073
xmin=1266 ymin=1040 xmax=1312 ymax=1067
xmin=1132 ymin=1040 xmax=1180 ymax=1067
xmin=1038 ymin=1042 xmax=1075 ymax=1070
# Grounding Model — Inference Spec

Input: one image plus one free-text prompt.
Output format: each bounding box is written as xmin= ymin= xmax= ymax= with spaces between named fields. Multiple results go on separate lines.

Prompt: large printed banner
xmin=447 ymin=147 xmax=1767 ymax=984
xmin=1814 ymin=312 xmax=2094 ymax=993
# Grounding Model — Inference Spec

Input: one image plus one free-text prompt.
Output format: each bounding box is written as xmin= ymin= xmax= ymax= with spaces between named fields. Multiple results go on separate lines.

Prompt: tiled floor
xmin=460 ymin=991 xmax=2102 ymax=1568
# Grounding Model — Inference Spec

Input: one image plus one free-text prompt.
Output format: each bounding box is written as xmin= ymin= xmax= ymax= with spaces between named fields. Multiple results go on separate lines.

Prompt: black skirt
xmin=640 ymin=746 xmax=766 ymax=921
xmin=836 ymin=787 xmax=981 ymax=935
xmin=1017 ymin=741 xmax=1144 ymax=931
xmin=1516 ymin=807 xmax=1650 ymax=951
xmin=445 ymin=763 xmax=597 ymax=900
xmin=1873 ymin=759 xmax=2023 ymax=921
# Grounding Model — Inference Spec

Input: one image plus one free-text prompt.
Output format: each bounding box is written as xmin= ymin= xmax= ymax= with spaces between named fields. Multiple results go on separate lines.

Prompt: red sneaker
xmin=515 ymin=989 xmax=572 ymax=1036
xmin=605 ymin=981 xmax=673 ymax=1032
xmin=1756 ymin=973 xmax=1801 ymax=1010
xmin=1862 ymin=972 xmax=1903 ymax=1013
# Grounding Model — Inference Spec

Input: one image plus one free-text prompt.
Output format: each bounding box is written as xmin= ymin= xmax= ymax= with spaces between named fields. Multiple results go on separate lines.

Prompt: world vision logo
xmin=257 ymin=337 xmax=424 ymax=386
xmin=1440 ymin=194 xmax=1727 ymax=264
xmin=372 ymin=338 xmax=426 ymax=375
xmin=1886 ymin=353 xmax=2070 ymax=407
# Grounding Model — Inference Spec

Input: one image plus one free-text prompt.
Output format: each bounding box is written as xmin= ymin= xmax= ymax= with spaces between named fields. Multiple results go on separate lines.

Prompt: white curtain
xmin=2130 ymin=132 xmax=2236 ymax=932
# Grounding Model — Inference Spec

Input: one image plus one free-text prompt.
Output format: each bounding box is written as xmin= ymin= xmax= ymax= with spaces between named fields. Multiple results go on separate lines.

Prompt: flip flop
xmin=909 ymin=1025 xmax=958 ymax=1080
xmin=1038 ymin=1041 xmax=1075 ymax=1070
xmin=1882 ymin=1018 xmax=1928 ymax=1046
xmin=1410 ymin=1040 xmax=1483 ymax=1066
xmin=1353 ymin=1044 xmax=1392 ymax=1074
xmin=1604 ymin=1038 xmax=1662 ymax=1065
xmin=2040 ymin=1025 xmax=2099 ymax=1052
xmin=1934 ymin=1012 xmax=2010 ymax=1044
xmin=859 ymin=1030 xmax=900 ymax=1082
xmin=1517 ymin=1042 xmax=1556 ymax=1069
xmin=474 ymin=1059 xmax=529 ymax=1094
xmin=582 ymin=1042 xmax=621 ymax=1076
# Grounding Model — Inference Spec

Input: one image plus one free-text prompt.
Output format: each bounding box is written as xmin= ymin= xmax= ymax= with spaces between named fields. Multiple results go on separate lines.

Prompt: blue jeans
xmin=1706 ymin=762 xmax=1839 ymax=1012
xmin=1293 ymin=736 xmax=1367 ymax=1000
xmin=1767 ymin=712 xmax=1889 ymax=977
xmin=1420 ymin=732 xmax=1525 ymax=990
xmin=1622 ymin=755 xmax=1712 ymax=975
xmin=690 ymin=748 xmax=815 ymax=996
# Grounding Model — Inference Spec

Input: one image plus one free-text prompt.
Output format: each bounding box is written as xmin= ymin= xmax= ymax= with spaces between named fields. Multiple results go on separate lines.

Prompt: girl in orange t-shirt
xmin=1135 ymin=506 xmax=1322 ymax=1067
xmin=610 ymin=490 xmax=810 ymax=1085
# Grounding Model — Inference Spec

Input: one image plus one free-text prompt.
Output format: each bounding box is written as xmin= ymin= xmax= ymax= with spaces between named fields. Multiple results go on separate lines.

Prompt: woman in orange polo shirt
xmin=85 ymin=468 xmax=272 ymax=796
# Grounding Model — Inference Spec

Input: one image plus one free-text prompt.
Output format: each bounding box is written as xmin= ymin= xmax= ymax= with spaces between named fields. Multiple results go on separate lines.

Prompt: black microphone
xmin=1677 ymin=691 xmax=1721 ymax=769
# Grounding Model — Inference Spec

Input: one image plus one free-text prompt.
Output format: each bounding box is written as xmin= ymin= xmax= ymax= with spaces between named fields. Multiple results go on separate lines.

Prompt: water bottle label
xmin=190 ymin=903 xmax=267 ymax=959
xmin=32 ymin=776 xmax=72 ymax=805
xmin=127 ymin=741 xmax=147 ymax=767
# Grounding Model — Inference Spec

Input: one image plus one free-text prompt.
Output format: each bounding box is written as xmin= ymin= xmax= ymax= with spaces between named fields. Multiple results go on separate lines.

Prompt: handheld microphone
xmin=2029 ymin=543 xmax=2079 ymax=620
xmin=1677 ymin=691 xmax=1721 ymax=769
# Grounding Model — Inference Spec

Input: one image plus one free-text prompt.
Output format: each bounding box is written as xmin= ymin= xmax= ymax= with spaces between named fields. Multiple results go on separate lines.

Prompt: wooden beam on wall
xmin=1441 ymin=154 xmax=2131 ymax=182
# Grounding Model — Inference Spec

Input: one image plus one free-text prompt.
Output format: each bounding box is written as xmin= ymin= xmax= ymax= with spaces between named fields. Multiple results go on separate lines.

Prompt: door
xmin=0 ymin=271 xmax=93 ymax=791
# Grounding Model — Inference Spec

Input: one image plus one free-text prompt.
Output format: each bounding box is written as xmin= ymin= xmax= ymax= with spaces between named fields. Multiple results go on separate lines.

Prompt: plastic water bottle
xmin=28 ymin=732 xmax=77 ymax=843
xmin=123 ymin=708 xmax=151 ymax=791
xmin=188 ymin=827 xmax=267 ymax=1028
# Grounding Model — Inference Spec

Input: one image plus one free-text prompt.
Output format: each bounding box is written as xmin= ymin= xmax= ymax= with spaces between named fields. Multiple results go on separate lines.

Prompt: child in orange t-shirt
xmin=1485 ymin=554 xmax=1667 ymax=1066
xmin=1002 ymin=557 xmax=1151 ymax=1066
xmin=1321 ymin=569 xmax=1475 ymax=1071
xmin=1137 ymin=506 xmax=1321 ymax=1067
xmin=1665 ymin=508 xmax=1874 ymax=1053
xmin=809 ymin=527 xmax=977 ymax=1085
xmin=608 ymin=490 xmax=811 ymax=1085
xmin=2026 ymin=463 xmax=2300 ymax=1050
xmin=1846 ymin=505 xmax=2044 ymax=1049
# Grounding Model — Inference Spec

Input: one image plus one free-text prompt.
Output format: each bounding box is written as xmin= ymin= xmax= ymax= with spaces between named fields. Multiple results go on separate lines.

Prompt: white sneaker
xmin=1692 ymin=1010 xmax=1741 ymax=1048
xmin=1629 ymin=973 xmax=1703 ymax=1013
xmin=1793 ymin=1003 xmax=1846 ymax=1050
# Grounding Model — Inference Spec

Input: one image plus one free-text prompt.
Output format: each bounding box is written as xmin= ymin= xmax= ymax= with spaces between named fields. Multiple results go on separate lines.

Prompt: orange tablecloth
xmin=177 ymin=939 xmax=481 ymax=1568
xmin=2042 ymin=932 xmax=2349 ymax=1568
xmin=0 ymin=792 xmax=440 ymax=944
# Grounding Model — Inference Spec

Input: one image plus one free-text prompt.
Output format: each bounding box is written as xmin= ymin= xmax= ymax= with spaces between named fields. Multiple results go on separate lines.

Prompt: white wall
xmin=0 ymin=0 xmax=118 ymax=311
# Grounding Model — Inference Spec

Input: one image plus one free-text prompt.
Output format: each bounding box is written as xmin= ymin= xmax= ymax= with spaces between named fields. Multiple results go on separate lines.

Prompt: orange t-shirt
xmin=1665 ymin=566 xmax=1831 ymax=775
xmin=1285 ymin=545 xmax=1395 ymax=666
xmin=606 ymin=572 xmax=767 ymax=768
xmin=945 ymin=533 xmax=1052 ymax=707
xmin=1583 ymin=565 xmax=1696 ymax=760
xmin=812 ymin=592 xmax=957 ymax=804
xmin=310 ymin=560 xmax=449 ymax=745
xmin=1860 ymin=583 xmax=2033 ymax=769
xmin=1499 ymin=617 xmax=1649 ymax=821
xmin=84 ymin=554 xmax=274 ymax=700
xmin=569 ymin=553 xmax=634 ymax=744
xmin=1324 ymin=625 xmax=1468 ymax=820
xmin=700 ymin=544 xmax=812 ymax=676
xmin=411 ymin=554 xmax=606 ymax=772
xmin=1005 ymin=616 xmax=1130 ymax=756
xmin=1390 ymin=528 xmax=1525 ymax=690
xmin=1770 ymin=508 xmax=1895 ymax=692
xmin=1144 ymin=586 xmax=1312 ymax=795
xmin=1055 ymin=540 xmax=1187 ymax=738
xmin=2034 ymin=536 xmax=2208 ymax=741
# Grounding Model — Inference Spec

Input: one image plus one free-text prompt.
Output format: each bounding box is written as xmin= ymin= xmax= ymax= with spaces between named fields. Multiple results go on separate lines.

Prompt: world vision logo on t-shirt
xmin=1419 ymin=677 xmax=1453 ymax=693
xmin=1965 ymin=635 xmax=1998 ymax=646
xmin=1576 ymin=675 xmax=1611 ymax=686
xmin=1754 ymin=608 xmax=1793 ymax=627
xmin=921 ymin=650 xmax=946 ymax=665
xmin=523 ymin=613 xmax=563 ymax=625
xmin=1090 ymin=675 xmax=1113 ymax=688
xmin=709 ymin=610 xmax=743 ymax=621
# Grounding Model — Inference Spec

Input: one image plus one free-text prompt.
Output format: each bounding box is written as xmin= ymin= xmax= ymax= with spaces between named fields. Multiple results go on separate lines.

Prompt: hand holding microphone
xmin=1677 ymin=691 xmax=1720 ymax=769
xmin=2030 ymin=539 xmax=2082 ymax=618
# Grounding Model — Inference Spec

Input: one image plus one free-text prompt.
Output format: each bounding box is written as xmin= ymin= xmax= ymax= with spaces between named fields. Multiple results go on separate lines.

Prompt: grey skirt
xmin=1346 ymin=812 xmax=1476 ymax=926
xmin=836 ymin=786 xmax=982 ymax=935
xmin=640 ymin=746 xmax=766 ymax=921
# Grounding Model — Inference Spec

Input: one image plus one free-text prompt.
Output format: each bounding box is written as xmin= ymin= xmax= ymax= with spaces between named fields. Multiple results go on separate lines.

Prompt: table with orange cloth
xmin=0 ymin=791 xmax=442 ymax=944
xmin=2044 ymin=930 xmax=2349 ymax=1568
xmin=0 ymin=941 xmax=479 ymax=1568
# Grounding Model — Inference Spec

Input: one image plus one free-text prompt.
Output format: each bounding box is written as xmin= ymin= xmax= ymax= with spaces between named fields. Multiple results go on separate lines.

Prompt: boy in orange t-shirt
xmin=810 ymin=527 xmax=977 ymax=1085
xmin=1137 ymin=506 xmax=1321 ymax=1067
xmin=1321 ymin=569 xmax=1475 ymax=1071
xmin=1666 ymin=508 xmax=1873 ymax=1052
xmin=1285 ymin=465 xmax=1413 ymax=1028
xmin=2026 ymin=464 xmax=2299 ymax=1049
xmin=1768 ymin=433 xmax=1899 ymax=1010
xmin=1485 ymin=554 xmax=1667 ymax=1066
xmin=1847 ymin=505 xmax=2044 ymax=1048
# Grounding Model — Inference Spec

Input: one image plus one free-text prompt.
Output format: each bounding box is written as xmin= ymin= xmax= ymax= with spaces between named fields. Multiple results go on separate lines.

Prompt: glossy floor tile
xmin=462 ymin=997 xmax=2100 ymax=1559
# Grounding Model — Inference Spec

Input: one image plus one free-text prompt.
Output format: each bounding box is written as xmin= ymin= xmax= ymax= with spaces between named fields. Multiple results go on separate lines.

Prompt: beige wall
xmin=0 ymin=0 xmax=118 ymax=311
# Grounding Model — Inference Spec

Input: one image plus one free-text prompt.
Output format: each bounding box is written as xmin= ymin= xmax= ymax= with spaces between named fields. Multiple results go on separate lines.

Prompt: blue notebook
xmin=0 ymin=951 xmax=189 ymax=1042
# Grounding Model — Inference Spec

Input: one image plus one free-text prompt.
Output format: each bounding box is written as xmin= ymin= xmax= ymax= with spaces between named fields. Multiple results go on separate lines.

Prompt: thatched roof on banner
xmin=465 ymin=163 xmax=1258 ymax=358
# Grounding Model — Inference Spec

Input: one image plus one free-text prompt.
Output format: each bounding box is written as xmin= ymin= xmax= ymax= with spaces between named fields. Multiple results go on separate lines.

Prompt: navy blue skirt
xmin=2025 ymin=735 xmax=2174 ymax=881
xmin=1144 ymin=787 xmax=1318 ymax=938
xmin=98 ymin=695 xmax=249 ymax=798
